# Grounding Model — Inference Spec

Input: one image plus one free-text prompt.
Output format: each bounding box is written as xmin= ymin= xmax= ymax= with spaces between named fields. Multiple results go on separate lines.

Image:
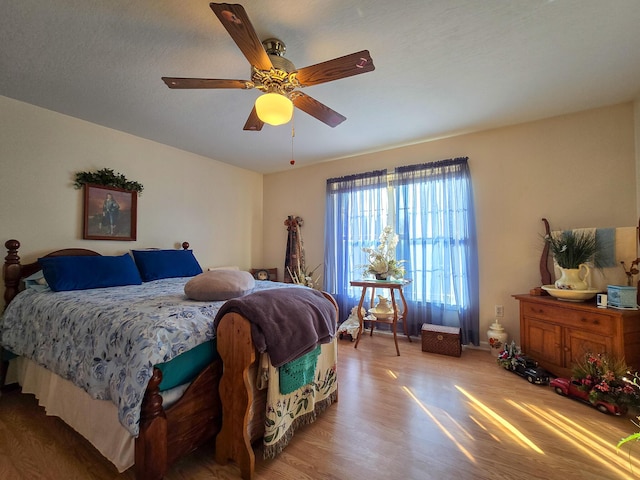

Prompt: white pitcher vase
xmin=555 ymin=264 xmax=590 ymax=290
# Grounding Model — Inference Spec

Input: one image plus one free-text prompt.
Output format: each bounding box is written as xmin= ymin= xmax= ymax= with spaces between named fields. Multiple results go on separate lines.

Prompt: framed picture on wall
xmin=83 ymin=184 xmax=137 ymax=241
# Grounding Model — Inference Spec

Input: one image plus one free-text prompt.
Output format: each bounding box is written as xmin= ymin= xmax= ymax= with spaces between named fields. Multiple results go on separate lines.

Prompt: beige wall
xmin=0 ymin=95 xmax=264 ymax=305
xmin=263 ymin=103 xmax=637 ymax=346
xmin=2 ymin=95 xmax=637 ymax=347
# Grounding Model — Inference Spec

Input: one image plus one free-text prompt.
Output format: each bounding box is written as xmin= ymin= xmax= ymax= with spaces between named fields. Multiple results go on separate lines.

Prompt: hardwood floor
xmin=1 ymin=333 xmax=639 ymax=479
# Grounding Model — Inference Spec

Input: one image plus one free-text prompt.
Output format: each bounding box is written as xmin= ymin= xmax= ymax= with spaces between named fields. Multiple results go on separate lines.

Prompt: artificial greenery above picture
xmin=74 ymin=168 xmax=144 ymax=194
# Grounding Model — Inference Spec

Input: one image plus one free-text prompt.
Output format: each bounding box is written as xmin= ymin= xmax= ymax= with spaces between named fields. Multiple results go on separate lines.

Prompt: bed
xmin=0 ymin=239 xmax=338 ymax=480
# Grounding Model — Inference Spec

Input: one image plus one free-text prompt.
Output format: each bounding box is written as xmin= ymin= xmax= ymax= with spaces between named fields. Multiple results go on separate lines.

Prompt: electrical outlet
xmin=495 ymin=304 xmax=504 ymax=317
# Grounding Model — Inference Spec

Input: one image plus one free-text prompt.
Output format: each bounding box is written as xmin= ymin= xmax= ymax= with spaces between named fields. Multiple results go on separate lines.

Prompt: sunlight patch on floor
xmin=441 ymin=410 xmax=475 ymax=441
xmin=511 ymin=400 xmax=640 ymax=480
xmin=468 ymin=415 xmax=503 ymax=443
xmin=455 ymin=385 xmax=544 ymax=454
xmin=402 ymin=385 xmax=477 ymax=463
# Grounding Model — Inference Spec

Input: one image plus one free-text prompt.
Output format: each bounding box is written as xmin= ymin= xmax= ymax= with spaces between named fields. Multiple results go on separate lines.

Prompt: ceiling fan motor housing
xmin=262 ymin=38 xmax=286 ymax=57
xmin=252 ymin=39 xmax=299 ymax=95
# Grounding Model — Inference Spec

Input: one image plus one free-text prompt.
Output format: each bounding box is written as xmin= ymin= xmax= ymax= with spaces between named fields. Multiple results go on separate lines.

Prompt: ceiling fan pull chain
xmin=290 ymin=114 xmax=296 ymax=165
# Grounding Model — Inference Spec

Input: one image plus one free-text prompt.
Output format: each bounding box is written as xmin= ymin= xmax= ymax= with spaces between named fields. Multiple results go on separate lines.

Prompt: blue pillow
xmin=132 ymin=249 xmax=203 ymax=282
xmin=39 ymin=254 xmax=142 ymax=292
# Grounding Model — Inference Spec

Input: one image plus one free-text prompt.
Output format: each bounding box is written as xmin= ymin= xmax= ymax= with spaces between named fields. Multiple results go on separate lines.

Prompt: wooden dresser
xmin=513 ymin=294 xmax=640 ymax=378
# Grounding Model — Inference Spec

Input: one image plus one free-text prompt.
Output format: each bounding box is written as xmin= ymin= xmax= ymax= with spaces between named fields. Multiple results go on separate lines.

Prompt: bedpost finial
xmin=5 ymin=239 xmax=20 ymax=252
xmin=4 ymin=239 xmax=22 ymax=308
xmin=181 ymin=242 xmax=189 ymax=250
xmin=5 ymin=239 xmax=20 ymax=265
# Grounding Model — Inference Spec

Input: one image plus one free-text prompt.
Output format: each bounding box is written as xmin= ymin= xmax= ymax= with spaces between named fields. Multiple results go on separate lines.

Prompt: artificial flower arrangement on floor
xmin=497 ymin=341 xmax=550 ymax=385
xmin=496 ymin=341 xmax=522 ymax=369
xmin=362 ymin=225 xmax=406 ymax=280
xmin=550 ymin=352 xmax=640 ymax=415
xmin=572 ymin=353 xmax=639 ymax=409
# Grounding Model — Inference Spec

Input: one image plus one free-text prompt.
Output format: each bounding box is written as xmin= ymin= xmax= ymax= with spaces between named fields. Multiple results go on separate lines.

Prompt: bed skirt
xmin=15 ymin=357 xmax=135 ymax=472
xmin=13 ymin=357 xmax=265 ymax=473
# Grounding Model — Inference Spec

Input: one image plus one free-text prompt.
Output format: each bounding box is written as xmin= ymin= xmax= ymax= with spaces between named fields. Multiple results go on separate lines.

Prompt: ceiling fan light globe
xmin=255 ymin=93 xmax=293 ymax=126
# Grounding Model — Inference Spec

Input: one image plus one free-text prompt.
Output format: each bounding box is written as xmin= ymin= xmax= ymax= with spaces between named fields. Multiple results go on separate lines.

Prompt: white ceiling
xmin=2 ymin=1 xmax=640 ymax=174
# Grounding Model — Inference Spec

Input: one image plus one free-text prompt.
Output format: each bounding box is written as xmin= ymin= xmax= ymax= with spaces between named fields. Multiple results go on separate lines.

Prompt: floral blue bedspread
xmin=0 ymin=277 xmax=298 ymax=436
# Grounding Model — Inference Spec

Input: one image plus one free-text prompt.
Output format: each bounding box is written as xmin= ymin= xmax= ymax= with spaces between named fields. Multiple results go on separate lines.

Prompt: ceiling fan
xmin=162 ymin=3 xmax=375 ymax=131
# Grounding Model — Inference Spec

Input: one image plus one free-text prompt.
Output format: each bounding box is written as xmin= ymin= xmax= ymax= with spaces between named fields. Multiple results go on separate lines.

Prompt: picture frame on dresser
xmin=83 ymin=184 xmax=137 ymax=241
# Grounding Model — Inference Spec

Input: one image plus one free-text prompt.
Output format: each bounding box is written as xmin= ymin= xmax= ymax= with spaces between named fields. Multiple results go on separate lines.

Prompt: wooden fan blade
xmin=292 ymin=92 xmax=346 ymax=128
xmin=162 ymin=77 xmax=252 ymax=89
xmin=295 ymin=50 xmax=375 ymax=87
xmin=210 ymin=3 xmax=273 ymax=71
xmin=243 ymin=105 xmax=264 ymax=131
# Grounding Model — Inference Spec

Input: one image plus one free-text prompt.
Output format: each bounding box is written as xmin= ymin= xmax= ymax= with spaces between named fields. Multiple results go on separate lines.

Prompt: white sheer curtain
xmin=324 ymin=170 xmax=388 ymax=318
xmin=324 ymin=158 xmax=479 ymax=344
xmin=394 ymin=157 xmax=479 ymax=344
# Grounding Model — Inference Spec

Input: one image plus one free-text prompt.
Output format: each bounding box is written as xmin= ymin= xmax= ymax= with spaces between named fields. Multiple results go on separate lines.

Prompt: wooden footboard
xmin=215 ymin=312 xmax=257 ymax=480
xmin=214 ymin=292 xmax=338 ymax=480
xmin=136 ymin=361 xmax=223 ymax=480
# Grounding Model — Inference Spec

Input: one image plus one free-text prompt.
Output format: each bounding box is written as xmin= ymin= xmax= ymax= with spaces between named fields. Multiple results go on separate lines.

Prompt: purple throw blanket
xmin=213 ymin=287 xmax=336 ymax=367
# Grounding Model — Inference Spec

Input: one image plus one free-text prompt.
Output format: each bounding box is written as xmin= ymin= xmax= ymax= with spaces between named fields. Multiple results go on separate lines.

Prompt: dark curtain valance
xmin=393 ymin=156 xmax=469 ymax=177
xmin=326 ymin=169 xmax=387 ymax=194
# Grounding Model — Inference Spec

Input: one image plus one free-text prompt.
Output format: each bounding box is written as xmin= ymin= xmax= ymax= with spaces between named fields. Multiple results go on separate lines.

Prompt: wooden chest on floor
xmin=421 ymin=323 xmax=462 ymax=357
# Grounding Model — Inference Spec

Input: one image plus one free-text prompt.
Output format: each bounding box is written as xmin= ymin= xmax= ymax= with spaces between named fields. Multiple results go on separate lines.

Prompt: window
xmin=324 ymin=157 xmax=479 ymax=344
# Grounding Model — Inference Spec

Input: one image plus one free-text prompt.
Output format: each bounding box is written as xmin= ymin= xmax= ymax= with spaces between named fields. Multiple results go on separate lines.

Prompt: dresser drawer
xmin=522 ymin=302 xmax=614 ymax=335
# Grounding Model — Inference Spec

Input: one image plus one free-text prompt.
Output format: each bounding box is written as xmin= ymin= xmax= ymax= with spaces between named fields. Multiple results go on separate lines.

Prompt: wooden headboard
xmin=3 ymin=239 xmax=101 ymax=308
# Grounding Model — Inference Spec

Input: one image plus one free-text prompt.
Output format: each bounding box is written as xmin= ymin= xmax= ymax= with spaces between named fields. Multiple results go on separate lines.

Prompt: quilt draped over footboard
xmin=214 ymin=286 xmax=338 ymax=457
xmin=213 ymin=287 xmax=337 ymax=367
xmin=262 ymin=339 xmax=337 ymax=459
